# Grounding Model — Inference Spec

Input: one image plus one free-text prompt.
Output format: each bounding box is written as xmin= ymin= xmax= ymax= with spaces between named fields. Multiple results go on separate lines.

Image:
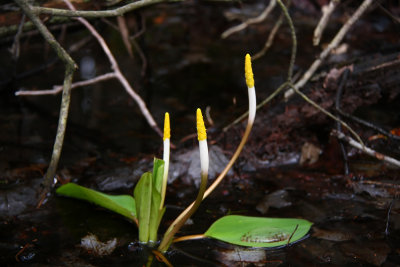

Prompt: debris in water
xmin=80 ymin=233 xmax=117 ymax=257
xmin=299 ymin=142 xmax=322 ymax=165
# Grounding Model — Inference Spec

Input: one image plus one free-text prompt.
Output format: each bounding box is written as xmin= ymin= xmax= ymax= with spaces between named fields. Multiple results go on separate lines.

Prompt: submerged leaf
xmin=204 ymin=215 xmax=312 ymax=248
xmin=56 ymin=183 xmax=136 ymax=221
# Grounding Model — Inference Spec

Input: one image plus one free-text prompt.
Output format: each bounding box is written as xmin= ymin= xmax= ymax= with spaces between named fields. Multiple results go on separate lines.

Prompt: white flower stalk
xmin=160 ymin=112 xmax=170 ymax=210
xmin=197 ymin=108 xmax=209 ymax=176
xmin=245 ymin=53 xmax=256 ymax=125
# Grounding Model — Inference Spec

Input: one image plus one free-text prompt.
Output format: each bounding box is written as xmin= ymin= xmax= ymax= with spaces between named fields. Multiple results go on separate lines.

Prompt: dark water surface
xmin=1 ymin=1 xmax=400 ymax=266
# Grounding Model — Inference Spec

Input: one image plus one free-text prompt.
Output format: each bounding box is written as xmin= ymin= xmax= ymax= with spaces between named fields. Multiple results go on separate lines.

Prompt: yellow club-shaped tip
xmin=245 ymin=53 xmax=254 ymax=88
xmin=196 ymin=108 xmax=207 ymax=141
xmin=163 ymin=112 xmax=170 ymax=141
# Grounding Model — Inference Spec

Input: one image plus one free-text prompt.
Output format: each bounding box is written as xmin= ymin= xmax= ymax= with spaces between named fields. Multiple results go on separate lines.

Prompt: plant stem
xmin=173 ymin=234 xmax=206 ymax=243
xmin=158 ymin=172 xmax=208 ymax=252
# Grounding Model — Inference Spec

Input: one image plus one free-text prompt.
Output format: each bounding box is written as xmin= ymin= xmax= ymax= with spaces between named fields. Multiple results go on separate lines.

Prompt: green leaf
xmin=204 ymin=215 xmax=312 ymax=248
xmin=134 ymin=172 xmax=153 ymax=243
xmin=152 ymin=158 xmax=164 ymax=194
xmin=56 ymin=183 xmax=136 ymax=222
xmin=149 ymin=186 xmax=161 ymax=242
xmin=149 ymin=158 xmax=164 ymax=242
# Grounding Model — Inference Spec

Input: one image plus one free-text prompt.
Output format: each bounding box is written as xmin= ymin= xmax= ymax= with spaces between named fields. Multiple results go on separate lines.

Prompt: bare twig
xmin=31 ymin=0 xmax=182 ymax=18
xmin=14 ymin=0 xmax=78 ymax=204
xmin=332 ymin=130 xmax=400 ymax=168
xmin=284 ymin=0 xmax=374 ymax=99
xmin=221 ymin=0 xmax=276 ymax=39
xmin=16 ymin=72 xmax=117 ymax=96
xmin=313 ymin=0 xmax=340 ymax=46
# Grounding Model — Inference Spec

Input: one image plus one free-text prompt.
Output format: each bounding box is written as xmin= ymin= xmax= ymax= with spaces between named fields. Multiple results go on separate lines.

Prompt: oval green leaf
xmin=56 ymin=183 xmax=136 ymax=222
xmin=204 ymin=215 xmax=312 ymax=248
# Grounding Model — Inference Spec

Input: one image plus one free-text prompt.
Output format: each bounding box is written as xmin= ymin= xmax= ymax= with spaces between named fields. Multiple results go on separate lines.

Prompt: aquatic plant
xmin=56 ymin=54 xmax=312 ymax=256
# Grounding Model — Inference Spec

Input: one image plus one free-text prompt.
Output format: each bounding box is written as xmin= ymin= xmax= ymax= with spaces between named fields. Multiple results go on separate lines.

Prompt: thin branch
xmin=313 ymin=0 xmax=340 ymax=46
xmin=31 ymin=0 xmax=182 ymax=18
xmin=284 ymin=0 xmax=374 ymax=99
xmin=16 ymin=72 xmax=117 ymax=96
xmin=221 ymin=0 xmax=276 ymax=39
xmin=332 ymin=130 xmax=400 ymax=168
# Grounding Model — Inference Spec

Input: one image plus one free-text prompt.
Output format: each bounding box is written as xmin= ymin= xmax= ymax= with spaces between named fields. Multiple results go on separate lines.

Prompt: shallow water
xmin=1 ymin=1 xmax=400 ymax=266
